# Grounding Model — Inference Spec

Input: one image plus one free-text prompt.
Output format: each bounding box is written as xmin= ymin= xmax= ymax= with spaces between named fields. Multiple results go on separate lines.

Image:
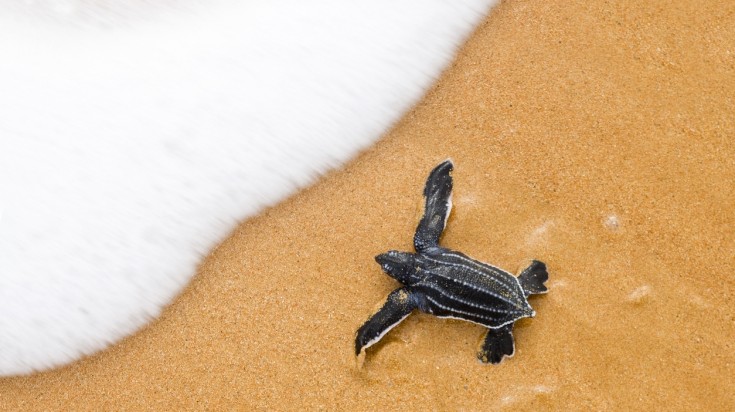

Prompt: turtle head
xmin=375 ymin=251 xmax=421 ymax=285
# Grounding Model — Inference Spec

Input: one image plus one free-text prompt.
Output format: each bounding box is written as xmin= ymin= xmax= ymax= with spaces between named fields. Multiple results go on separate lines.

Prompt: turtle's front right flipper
xmin=355 ymin=287 xmax=417 ymax=356
xmin=414 ymin=160 xmax=453 ymax=253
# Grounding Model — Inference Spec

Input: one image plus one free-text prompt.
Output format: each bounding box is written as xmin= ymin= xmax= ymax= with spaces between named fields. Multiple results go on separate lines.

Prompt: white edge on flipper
xmin=357 ymin=313 xmax=412 ymax=355
xmin=442 ymin=157 xmax=454 ymax=232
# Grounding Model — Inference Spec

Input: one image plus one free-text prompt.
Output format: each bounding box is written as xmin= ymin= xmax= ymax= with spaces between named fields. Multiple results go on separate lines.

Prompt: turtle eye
xmin=375 ymin=252 xmax=418 ymax=284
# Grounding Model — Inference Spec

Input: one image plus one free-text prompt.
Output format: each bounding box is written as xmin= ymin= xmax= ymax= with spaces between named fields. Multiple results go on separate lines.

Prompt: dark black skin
xmin=355 ymin=160 xmax=548 ymax=364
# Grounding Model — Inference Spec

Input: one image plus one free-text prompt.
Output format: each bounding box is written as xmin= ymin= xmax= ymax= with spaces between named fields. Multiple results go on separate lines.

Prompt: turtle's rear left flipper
xmin=478 ymin=324 xmax=514 ymax=364
xmin=414 ymin=160 xmax=453 ymax=252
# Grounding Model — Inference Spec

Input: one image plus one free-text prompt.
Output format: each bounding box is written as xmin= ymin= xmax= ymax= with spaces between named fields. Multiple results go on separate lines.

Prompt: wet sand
xmin=2 ymin=0 xmax=734 ymax=410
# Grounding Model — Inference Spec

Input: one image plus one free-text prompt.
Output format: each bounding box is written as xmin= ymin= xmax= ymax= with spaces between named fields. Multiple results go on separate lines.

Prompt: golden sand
xmin=2 ymin=0 xmax=734 ymax=409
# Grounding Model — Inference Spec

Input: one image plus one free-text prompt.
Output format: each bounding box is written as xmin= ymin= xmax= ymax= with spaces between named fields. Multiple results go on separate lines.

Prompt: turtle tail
xmin=518 ymin=260 xmax=548 ymax=297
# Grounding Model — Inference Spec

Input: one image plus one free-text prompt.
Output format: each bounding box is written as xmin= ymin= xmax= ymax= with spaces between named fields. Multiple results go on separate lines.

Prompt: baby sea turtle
xmin=355 ymin=160 xmax=548 ymax=364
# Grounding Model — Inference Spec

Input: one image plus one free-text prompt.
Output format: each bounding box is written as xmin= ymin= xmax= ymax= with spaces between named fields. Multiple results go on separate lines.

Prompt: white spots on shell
xmin=604 ymin=214 xmax=621 ymax=232
xmin=627 ymin=285 xmax=653 ymax=305
xmin=525 ymin=220 xmax=554 ymax=246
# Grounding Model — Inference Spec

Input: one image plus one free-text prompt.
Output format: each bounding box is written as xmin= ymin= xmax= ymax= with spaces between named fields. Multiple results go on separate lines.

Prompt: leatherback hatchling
xmin=355 ymin=160 xmax=548 ymax=364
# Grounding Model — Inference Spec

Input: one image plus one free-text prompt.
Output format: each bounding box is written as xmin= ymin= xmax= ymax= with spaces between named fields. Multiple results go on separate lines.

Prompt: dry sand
xmin=2 ymin=0 xmax=734 ymax=410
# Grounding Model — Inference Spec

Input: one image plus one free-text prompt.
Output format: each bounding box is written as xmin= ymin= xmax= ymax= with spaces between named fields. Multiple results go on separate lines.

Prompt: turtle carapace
xmin=355 ymin=160 xmax=548 ymax=364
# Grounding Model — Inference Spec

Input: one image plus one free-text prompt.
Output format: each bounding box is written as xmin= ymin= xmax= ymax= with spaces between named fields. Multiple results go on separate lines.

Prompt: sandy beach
xmin=1 ymin=0 xmax=734 ymax=409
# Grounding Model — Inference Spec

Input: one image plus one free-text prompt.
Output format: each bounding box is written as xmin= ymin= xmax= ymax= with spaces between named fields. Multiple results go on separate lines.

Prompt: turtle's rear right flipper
xmin=518 ymin=260 xmax=548 ymax=297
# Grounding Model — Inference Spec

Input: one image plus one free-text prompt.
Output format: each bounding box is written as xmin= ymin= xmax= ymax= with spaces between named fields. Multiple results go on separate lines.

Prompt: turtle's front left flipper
xmin=478 ymin=324 xmax=515 ymax=364
xmin=414 ymin=160 xmax=453 ymax=253
xmin=355 ymin=287 xmax=417 ymax=356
